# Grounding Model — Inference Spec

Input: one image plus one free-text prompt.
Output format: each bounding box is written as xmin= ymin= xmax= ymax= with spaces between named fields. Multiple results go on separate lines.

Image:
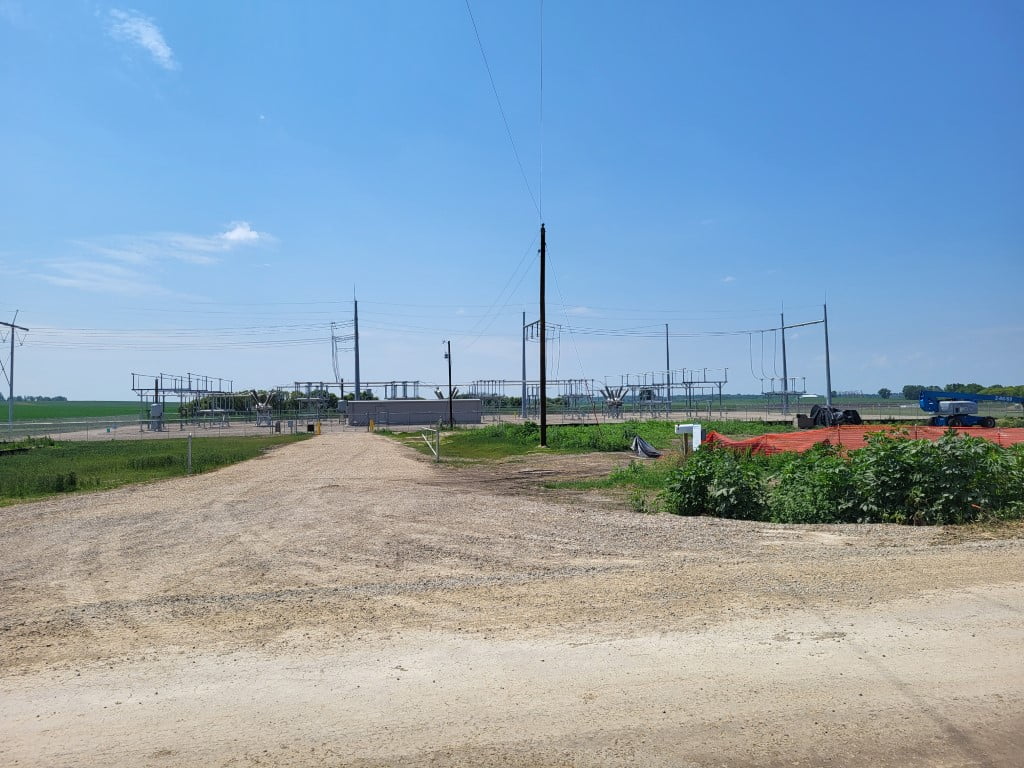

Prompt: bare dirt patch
xmin=2 ymin=430 xmax=1022 ymax=766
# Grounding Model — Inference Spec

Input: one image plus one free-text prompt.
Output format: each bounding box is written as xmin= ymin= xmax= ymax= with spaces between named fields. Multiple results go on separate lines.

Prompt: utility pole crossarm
xmin=779 ymin=319 xmax=823 ymax=331
xmin=2 ymin=319 xmax=30 ymax=431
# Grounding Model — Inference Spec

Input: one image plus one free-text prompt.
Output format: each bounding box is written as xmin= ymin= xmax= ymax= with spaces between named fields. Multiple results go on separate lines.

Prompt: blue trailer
xmin=919 ymin=390 xmax=1024 ymax=428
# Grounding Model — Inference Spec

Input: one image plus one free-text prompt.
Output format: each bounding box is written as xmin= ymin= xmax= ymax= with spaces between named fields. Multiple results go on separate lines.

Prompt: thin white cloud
xmin=107 ymin=8 xmax=177 ymax=71
xmin=565 ymin=306 xmax=592 ymax=316
xmin=36 ymin=223 xmax=273 ymax=295
xmin=38 ymin=260 xmax=166 ymax=296
xmin=722 ymin=276 xmax=736 ymax=283
xmin=77 ymin=222 xmax=272 ymax=265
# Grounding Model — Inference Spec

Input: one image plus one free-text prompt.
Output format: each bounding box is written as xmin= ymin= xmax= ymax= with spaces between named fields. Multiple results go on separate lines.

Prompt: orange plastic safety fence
xmin=702 ymin=426 xmax=1024 ymax=455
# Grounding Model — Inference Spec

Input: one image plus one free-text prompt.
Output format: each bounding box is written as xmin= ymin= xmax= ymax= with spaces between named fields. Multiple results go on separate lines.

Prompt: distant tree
xmin=342 ymin=390 xmax=378 ymax=401
xmin=983 ymin=384 xmax=1024 ymax=398
xmin=902 ymin=385 xmax=925 ymax=401
xmin=945 ymin=383 xmax=984 ymax=394
xmin=877 ymin=388 xmax=892 ymax=399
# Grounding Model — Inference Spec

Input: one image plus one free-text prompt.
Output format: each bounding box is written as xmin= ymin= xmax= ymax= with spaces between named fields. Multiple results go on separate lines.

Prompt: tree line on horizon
xmin=0 ymin=394 xmax=69 ymax=402
xmin=882 ymin=384 xmax=1024 ymax=400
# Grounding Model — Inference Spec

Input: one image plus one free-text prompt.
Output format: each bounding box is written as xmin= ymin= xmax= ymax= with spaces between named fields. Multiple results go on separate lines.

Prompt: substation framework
xmin=131 ymin=374 xmax=431 ymax=431
xmin=131 ymin=372 xmax=236 ymax=431
xmin=760 ymin=376 xmax=808 ymax=415
xmin=269 ymin=380 xmax=425 ymax=417
xmin=468 ymin=367 xmax=729 ymax=421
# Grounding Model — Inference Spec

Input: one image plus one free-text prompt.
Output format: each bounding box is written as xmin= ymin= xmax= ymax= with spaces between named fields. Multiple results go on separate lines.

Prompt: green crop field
xmin=0 ymin=434 xmax=310 ymax=505
xmin=4 ymin=401 xmax=142 ymax=421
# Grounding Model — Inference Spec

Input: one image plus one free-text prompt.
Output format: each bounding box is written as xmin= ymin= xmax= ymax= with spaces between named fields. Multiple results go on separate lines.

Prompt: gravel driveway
xmin=2 ymin=430 xmax=1022 ymax=766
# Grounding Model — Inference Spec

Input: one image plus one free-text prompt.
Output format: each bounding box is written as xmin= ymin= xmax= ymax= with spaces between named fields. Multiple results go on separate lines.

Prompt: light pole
xmin=443 ymin=340 xmax=454 ymax=427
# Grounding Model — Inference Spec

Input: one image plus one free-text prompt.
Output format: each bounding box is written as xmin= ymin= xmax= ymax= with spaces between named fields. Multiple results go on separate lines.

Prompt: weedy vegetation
xmin=659 ymin=431 xmax=1024 ymax=525
xmin=382 ymin=420 xmax=792 ymax=461
xmin=0 ymin=434 xmax=310 ymax=504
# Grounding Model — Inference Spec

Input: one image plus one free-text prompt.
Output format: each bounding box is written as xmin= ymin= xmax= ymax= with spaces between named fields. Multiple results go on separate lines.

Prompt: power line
xmin=759 ymin=331 xmax=770 ymax=380
xmin=464 ymin=0 xmax=541 ymax=218
xmin=461 ymin=232 xmax=539 ymax=350
xmin=747 ymin=334 xmax=761 ymax=383
xmin=539 ymin=0 xmax=544 ymax=220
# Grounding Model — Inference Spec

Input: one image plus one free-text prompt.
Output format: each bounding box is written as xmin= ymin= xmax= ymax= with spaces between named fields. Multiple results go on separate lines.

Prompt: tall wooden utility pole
xmin=539 ymin=223 xmax=547 ymax=446
xmin=2 ymin=316 xmax=29 ymax=430
xmin=353 ymin=298 xmax=361 ymax=401
xmin=823 ymin=303 xmax=833 ymax=407
xmin=780 ymin=312 xmax=789 ymax=415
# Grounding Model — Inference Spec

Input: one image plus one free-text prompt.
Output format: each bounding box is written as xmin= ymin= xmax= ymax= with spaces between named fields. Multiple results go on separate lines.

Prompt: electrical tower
xmin=1 ymin=313 xmax=30 ymax=430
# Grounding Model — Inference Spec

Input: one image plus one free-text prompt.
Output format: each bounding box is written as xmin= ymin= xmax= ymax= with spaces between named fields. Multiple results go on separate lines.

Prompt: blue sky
xmin=2 ymin=0 xmax=1022 ymax=400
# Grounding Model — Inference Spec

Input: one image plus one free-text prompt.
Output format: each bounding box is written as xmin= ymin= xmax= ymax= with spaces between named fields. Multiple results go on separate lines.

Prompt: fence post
xmin=187 ymin=433 xmax=193 ymax=474
xmin=436 ymin=419 xmax=441 ymax=462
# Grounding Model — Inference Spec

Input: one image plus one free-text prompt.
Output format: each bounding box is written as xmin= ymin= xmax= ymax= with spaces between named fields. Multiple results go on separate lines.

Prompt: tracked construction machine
xmin=919 ymin=390 xmax=1024 ymax=428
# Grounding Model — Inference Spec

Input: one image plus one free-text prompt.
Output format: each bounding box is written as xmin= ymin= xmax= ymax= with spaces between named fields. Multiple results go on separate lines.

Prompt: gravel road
xmin=1 ymin=430 xmax=1022 ymax=766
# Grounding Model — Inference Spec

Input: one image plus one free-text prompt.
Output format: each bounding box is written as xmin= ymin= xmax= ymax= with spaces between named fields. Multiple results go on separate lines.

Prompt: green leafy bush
xmin=658 ymin=431 xmax=1024 ymax=526
xmin=849 ymin=431 xmax=1011 ymax=524
xmin=661 ymin=446 xmax=766 ymax=520
xmin=768 ymin=444 xmax=858 ymax=524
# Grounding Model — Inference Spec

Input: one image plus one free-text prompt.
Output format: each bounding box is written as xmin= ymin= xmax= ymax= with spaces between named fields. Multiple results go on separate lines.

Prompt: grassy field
xmin=4 ymin=401 xmax=142 ymax=421
xmin=0 ymin=434 xmax=310 ymax=505
xmin=383 ymin=419 xmax=794 ymax=461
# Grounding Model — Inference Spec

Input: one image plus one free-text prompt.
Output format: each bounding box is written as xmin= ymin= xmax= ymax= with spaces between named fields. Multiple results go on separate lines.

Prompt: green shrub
xmin=655 ymin=431 xmax=1024 ymax=526
xmin=769 ymin=444 xmax=858 ymax=524
xmin=661 ymin=446 xmax=766 ymax=520
xmin=629 ymin=488 xmax=658 ymax=514
xmin=849 ymin=431 xmax=1012 ymax=525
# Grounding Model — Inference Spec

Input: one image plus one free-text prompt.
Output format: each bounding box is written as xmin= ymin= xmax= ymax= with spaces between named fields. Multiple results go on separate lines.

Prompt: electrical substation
xmin=122 ymin=300 xmax=830 ymax=432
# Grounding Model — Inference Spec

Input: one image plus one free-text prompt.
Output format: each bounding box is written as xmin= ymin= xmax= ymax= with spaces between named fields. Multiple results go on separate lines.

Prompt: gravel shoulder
xmin=2 ymin=430 xmax=1022 ymax=766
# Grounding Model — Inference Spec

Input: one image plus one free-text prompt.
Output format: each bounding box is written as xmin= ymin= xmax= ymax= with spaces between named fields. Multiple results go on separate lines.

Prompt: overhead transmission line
xmin=460 ymin=233 xmax=539 ymax=351
xmin=464 ymin=0 xmax=541 ymax=218
xmin=760 ymin=332 xmax=771 ymax=380
xmin=748 ymin=334 xmax=760 ymax=382
xmin=558 ymin=319 xmax=822 ymax=338
xmin=23 ymin=320 xmax=353 ymax=352
xmin=539 ymin=0 xmax=544 ymax=219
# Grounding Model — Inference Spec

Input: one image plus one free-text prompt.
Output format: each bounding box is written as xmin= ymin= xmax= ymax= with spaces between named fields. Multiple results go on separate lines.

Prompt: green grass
xmin=5 ymin=401 xmax=142 ymax=421
xmin=550 ymin=456 xmax=683 ymax=491
xmin=0 ymin=434 xmax=310 ymax=505
xmin=381 ymin=419 xmax=793 ymax=462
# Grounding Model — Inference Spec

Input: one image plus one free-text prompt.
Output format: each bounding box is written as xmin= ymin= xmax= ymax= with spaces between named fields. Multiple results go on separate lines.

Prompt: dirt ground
xmin=1 ymin=430 xmax=1022 ymax=767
